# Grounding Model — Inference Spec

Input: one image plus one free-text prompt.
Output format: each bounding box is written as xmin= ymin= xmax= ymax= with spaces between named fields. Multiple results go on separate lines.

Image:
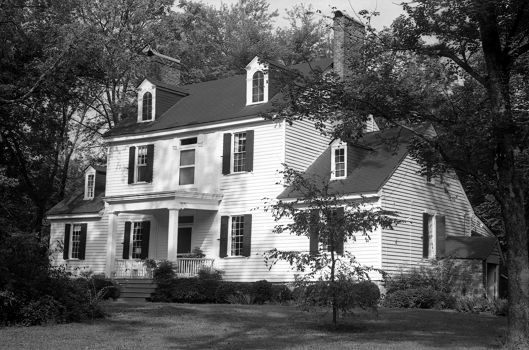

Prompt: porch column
xmin=105 ymin=211 xmax=119 ymax=277
xmin=167 ymin=208 xmax=180 ymax=261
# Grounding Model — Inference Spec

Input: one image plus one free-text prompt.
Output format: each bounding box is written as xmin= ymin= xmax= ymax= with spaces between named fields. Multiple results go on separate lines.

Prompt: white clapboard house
xmin=46 ymin=12 xmax=502 ymax=299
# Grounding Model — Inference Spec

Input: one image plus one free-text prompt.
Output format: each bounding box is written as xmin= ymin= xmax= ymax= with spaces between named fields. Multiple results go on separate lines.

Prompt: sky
xmin=196 ymin=0 xmax=406 ymax=29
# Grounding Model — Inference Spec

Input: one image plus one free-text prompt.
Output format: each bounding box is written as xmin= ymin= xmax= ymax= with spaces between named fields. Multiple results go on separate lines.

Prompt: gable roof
xmin=444 ymin=236 xmax=499 ymax=260
xmin=105 ymin=58 xmax=333 ymax=138
xmin=278 ymin=126 xmax=418 ymax=199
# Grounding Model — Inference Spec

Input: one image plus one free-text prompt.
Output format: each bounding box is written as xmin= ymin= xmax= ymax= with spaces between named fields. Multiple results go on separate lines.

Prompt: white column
xmin=167 ymin=208 xmax=180 ymax=262
xmin=105 ymin=211 xmax=119 ymax=277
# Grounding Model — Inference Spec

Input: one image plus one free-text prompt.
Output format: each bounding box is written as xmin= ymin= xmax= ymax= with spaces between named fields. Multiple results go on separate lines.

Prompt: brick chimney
xmin=333 ymin=11 xmax=365 ymax=80
xmin=146 ymin=47 xmax=181 ymax=86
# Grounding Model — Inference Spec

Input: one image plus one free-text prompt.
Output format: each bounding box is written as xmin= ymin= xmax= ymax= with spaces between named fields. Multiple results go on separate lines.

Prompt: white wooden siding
xmin=49 ymin=214 xmax=109 ymax=275
xmin=285 ymin=119 xmax=331 ymax=171
xmin=381 ymin=155 xmax=479 ymax=275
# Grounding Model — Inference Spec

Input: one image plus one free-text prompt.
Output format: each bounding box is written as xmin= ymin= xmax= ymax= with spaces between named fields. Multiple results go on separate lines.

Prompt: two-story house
xmin=46 ymin=11 xmax=502 ymax=299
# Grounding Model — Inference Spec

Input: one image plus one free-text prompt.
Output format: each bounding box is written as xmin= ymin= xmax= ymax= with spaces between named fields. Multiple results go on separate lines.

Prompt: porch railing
xmin=113 ymin=258 xmax=215 ymax=278
xmin=176 ymin=258 xmax=215 ymax=277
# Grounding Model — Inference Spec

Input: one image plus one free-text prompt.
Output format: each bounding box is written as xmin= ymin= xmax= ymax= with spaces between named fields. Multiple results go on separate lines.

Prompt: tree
xmin=263 ymin=166 xmax=399 ymax=326
xmin=268 ymin=2 xmax=529 ymax=346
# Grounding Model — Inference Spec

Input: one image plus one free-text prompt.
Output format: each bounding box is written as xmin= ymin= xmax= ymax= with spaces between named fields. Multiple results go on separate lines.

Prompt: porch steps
xmin=116 ymin=278 xmax=157 ymax=302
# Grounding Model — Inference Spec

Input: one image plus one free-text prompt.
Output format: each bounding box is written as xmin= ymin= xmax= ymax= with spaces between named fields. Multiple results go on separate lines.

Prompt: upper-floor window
xmin=179 ymin=137 xmax=197 ymax=185
xmin=86 ymin=174 xmax=95 ymax=198
xmin=128 ymin=145 xmax=154 ymax=184
xmin=331 ymin=143 xmax=347 ymax=179
xmin=252 ymin=71 xmax=264 ymax=103
xmin=63 ymin=223 xmax=87 ymax=260
xmin=233 ymin=132 xmax=247 ymax=173
xmin=222 ymin=131 xmax=254 ymax=175
xmin=142 ymin=92 xmax=153 ymax=121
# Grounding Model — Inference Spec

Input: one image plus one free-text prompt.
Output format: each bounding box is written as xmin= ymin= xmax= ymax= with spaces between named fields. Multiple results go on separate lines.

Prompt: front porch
xmin=113 ymin=258 xmax=215 ymax=278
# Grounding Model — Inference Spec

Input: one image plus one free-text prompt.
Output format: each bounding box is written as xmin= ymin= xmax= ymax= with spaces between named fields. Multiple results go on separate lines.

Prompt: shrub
xmin=271 ymin=284 xmax=293 ymax=304
xmin=153 ymin=260 xmax=176 ymax=283
xmin=215 ymin=282 xmax=252 ymax=303
xmin=251 ymin=280 xmax=273 ymax=304
xmin=491 ymin=298 xmax=508 ymax=316
xmin=197 ymin=267 xmax=224 ymax=281
xmin=226 ymin=292 xmax=256 ymax=305
xmin=383 ymin=287 xmax=455 ymax=309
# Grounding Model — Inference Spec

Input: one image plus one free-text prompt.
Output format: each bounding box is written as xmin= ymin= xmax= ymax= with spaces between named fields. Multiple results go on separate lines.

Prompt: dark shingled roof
xmin=46 ymin=180 xmax=105 ymax=216
xmin=445 ymin=236 xmax=498 ymax=260
xmin=105 ymin=59 xmax=333 ymax=138
xmin=278 ymin=126 xmax=417 ymax=199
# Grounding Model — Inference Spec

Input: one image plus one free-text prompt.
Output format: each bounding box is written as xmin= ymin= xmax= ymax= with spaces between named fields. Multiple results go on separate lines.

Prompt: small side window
xmin=142 ymin=92 xmax=153 ymax=121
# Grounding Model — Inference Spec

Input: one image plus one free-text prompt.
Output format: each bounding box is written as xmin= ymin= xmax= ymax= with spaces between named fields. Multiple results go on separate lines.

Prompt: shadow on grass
xmin=101 ymin=302 xmax=507 ymax=350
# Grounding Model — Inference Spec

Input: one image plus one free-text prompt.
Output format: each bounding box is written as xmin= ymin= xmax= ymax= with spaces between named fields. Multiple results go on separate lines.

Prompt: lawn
xmin=0 ymin=302 xmax=507 ymax=350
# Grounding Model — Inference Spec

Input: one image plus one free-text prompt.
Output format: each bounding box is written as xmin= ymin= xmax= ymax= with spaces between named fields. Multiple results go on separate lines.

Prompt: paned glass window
xmin=230 ymin=216 xmax=244 ymax=256
xmin=179 ymin=149 xmax=195 ymax=185
xmin=334 ymin=148 xmax=345 ymax=177
xmin=71 ymin=224 xmax=82 ymax=259
xmin=252 ymin=71 xmax=264 ymax=103
xmin=137 ymin=146 xmax=148 ymax=182
xmin=142 ymin=92 xmax=152 ymax=121
xmin=233 ymin=132 xmax=246 ymax=172
xmin=87 ymin=174 xmax=95 ymax=198
xmin=132 ymin=222 xmax=143 ymax=259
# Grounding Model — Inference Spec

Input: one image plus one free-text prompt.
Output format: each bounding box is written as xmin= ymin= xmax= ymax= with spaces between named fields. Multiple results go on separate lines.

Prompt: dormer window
xmin=252 ymin=71 xmax=264 ymax=103
xmin=245 ymin=56 xmax=269 ymax=105
xmin=331 ymin=142 xmax=347 ymax=180
xmin=142 ymin=92 xmax=153 ymax=121
xmin=84 ymin=168 xmax=96 ymax=200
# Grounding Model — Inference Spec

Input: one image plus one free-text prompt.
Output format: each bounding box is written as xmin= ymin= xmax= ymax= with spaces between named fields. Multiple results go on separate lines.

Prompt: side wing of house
xmin=380 ymin=154 xmax=495 ymax=275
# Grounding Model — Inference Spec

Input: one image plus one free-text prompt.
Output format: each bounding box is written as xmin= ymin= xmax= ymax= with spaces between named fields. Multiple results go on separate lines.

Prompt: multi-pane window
xmin=230 ymin=216 xmax=245 ymax=256
xmin=71 ymin=224 xmax=82 ymax=259
xmin=137 ymin=146 xmax=148 ymax=182
xmin=142 ymin=92 xmax=152 ymax=121
xmin=132 ymin=222 xmax=143 ymax=259
xmin=233 ymin=132 xmax=246 ymax=172
xmin=252 ymin=71 xmax=264 ymax=103
xmin=86 ymin=174 xmax=95 ymax=198
xmin=334 ymin=148 xmax=345 ymax=177
xmin=179 ymin=137 xmax=197 ymax=185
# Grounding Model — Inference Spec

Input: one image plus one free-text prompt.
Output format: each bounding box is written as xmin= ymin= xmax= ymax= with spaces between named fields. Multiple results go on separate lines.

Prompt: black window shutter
xmin=63 ymin=224 xmax=71 ymax=260
xmin=242 ymin=214 xmax=252 ymax=257
xmin=123 ymin=222 xmax=131 ymax=259
xmin=145 ymin=144 xmax=154 ymax=183
xmin=140 ymin=221 xmax=151 ymax=259
xmin=422 ymin=213 xmax=430 ymax=258
xmin=335 ymin=207 xmax=345 ymax=255
xmin=436 ymin=215 xmax=446 ymax=257
xmin=220 ymin=216 xmax=229 ymax=258
xmin=128 ymin=147 xmax=136 ymax=184
xmin=245 ymin=130 xmax=254 ymax=172
xmin=309 ymin=210 xmax=319 ymax=254
xmin=78 ymin=223 xmax=87 ymax=260
xmin=222 ymin=134 xmax=231 ymax=175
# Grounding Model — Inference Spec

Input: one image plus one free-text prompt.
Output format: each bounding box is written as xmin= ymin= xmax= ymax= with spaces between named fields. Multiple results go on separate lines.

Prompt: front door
xmin=177 ymin=227 xmax=192 ymax=255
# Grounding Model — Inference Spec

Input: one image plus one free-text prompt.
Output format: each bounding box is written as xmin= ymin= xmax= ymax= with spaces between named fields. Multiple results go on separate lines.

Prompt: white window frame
xmin=231 ymin=131 xmax=247 ymax=173
xmin=331 ymin=142 xmax=347 ymax=180
xmin=229 ymin=215 xmax=245 ymax=257
xmin=135 ymin=145 xmax=149 ymax=183
xmin=131 ymin=221 xmax=144 ymax=260
xmin=84 ymin=168 xmax=96 ymax=200
xmin=137 ymin=83 xmax=156 ymax=123
xmin=178 ymin=137 xmax=197 ymax=187
xmin=69 ymin=224 xmax=82 ymax=260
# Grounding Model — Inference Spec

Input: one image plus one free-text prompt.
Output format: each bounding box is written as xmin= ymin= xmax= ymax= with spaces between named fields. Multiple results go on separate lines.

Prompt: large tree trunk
xmin=496 ymin=146 xmax=529 ymax=347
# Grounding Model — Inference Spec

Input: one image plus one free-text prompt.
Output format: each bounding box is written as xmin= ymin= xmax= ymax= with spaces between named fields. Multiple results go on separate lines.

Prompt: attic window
xmin=142 ymin=92 xmax=153 ymax=121
xmin=84 ymin=169 xmax=96 ymax=200
xmin=331 ymin=143 xmax=347 ymax=179
xmin=252 ymin=71 xmax=264 ymax=103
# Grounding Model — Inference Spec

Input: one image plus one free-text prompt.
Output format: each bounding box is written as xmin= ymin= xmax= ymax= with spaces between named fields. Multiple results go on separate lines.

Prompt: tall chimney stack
xmin=333 ymin=11 xmax=365 ymax=80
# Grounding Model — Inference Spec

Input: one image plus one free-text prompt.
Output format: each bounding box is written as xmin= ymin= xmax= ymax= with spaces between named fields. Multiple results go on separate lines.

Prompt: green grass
xmin=0 ymin=302 xmax=507 ymax=350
